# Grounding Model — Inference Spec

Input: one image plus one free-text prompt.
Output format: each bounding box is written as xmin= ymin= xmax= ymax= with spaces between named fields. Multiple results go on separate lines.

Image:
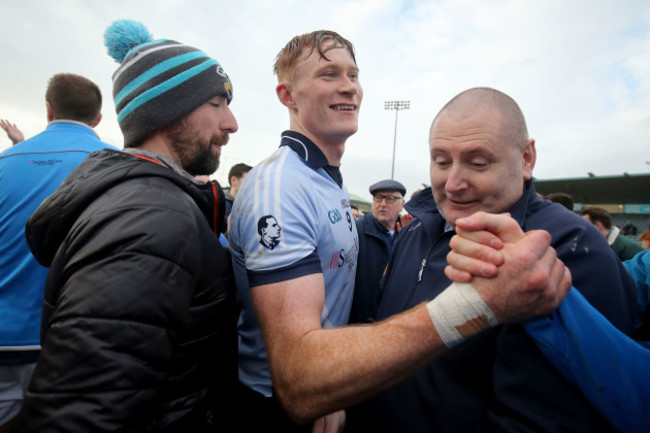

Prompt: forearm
xmin=255 ymin=273 xmax=509 ymax=423
xmin=269 ymin=303 xmax=450 ymax=422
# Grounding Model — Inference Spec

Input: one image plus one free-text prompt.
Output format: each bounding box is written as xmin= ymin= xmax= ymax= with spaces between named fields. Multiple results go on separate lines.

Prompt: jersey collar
xmin=280 ymin=130 xmax=343 ymax=188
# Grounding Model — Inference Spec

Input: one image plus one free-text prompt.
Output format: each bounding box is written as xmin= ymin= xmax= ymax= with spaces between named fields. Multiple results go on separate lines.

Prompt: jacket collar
xmin=46 ymin=120 xmax=100 ymax=138
xmin=503 ymin=179 xmax=537 ymax=228
xmin=404 ymin=187 xmax=439 ymax=223
xmin=404 ymin=180 xmax=537 ymax=235
xmin=26 ymin=149 xmax=227 ymax=266
xmin=362 ymin=212 xmax=393 ymax=241
xmin=122 ymin=148 xmax=200 ymax=184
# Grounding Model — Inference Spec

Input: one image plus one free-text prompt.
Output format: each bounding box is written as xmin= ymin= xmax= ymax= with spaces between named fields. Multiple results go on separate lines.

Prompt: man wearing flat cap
xmin=348 ymin=179 xmax=406 ymax=324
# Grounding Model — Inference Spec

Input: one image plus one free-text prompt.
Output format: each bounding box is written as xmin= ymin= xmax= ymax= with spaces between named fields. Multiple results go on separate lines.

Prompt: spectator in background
xmin=624 ymin=249 xmax=650 ymax=340
xmin=351 ymin=204 xmax=360 ymax=219
xmin=582 ymin=206 xmax=643 ymax=261
xmin=349 ymin=179 xmax=405 ymax=324
xmin=0 ymin=73 xmax=117 ymax=430
xmin=224 ymin=162 xmax=252 ymax=222
xmin=638 ymin=230 xmax=650 ymax=250
xmin=621 ymin=221 xmax=638 ymax=236
xmin=546 ymin=192 xmax=574 ymax=211
xmin=0 ymin=119 xmax=25 ymax=145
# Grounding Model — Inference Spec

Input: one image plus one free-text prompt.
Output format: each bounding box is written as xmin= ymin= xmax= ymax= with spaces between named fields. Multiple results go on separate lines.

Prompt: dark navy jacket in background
xmin=349 ymin=212 xmax=394 ymax=324
xmin=361 ymin=181 xmax=638 ymax=433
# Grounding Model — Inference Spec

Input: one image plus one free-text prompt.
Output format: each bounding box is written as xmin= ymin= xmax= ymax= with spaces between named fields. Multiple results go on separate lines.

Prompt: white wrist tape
xmin=427 ymin=282 xmax=498 ymax=348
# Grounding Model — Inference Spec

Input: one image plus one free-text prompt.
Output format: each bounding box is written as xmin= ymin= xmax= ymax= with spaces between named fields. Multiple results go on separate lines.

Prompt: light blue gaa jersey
xmin=229 ymin=131 xmax=358 ymax=397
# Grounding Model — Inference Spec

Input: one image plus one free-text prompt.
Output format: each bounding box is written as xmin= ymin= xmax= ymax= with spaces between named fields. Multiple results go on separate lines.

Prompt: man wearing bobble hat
xmin=16 ymin=20 xmax=239 ymax=432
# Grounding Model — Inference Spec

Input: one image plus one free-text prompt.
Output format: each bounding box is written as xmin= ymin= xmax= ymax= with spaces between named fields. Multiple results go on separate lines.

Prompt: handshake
xmin=430 ymin=211 xmax=571 ymax=346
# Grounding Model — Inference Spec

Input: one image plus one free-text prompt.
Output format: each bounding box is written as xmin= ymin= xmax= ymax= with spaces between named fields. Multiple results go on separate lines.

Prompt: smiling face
xmin=429 ymin=105 xmax=535 ymax=226
xmin=279 ymin=39 xmax=362 ymax=154
xmin=167 ymin=95 xmax=238 ymax=176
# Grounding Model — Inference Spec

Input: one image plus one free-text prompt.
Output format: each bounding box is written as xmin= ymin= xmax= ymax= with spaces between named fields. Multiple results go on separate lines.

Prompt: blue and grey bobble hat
xmin=104 ymin=19 xmax=233 ymax=147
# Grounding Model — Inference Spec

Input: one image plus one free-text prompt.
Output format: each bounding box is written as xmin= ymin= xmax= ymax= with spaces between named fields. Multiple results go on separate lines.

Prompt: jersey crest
xmin=257 ymin=215 xmax=282 ymax=250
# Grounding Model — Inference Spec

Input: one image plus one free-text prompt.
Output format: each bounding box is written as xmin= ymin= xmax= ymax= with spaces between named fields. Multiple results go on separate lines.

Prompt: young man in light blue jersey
xmin=228 ymin=31 xmax=572 ymax=433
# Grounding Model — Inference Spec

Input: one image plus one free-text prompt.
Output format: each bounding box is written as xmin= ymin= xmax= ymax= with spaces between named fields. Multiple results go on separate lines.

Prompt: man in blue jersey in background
xmin=0 ymin=73 xmax=116 ymax=430
xmin=229 ymin=34 xmax=572 ymax=433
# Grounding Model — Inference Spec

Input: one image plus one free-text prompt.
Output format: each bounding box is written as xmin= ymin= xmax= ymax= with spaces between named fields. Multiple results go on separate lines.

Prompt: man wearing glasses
xmin=349 ymin=179 xmax=406 ymax=324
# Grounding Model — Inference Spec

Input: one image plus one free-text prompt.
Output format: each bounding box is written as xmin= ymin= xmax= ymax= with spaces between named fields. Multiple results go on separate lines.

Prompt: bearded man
xmin=16 ymin=20 xmax=239 ymax=432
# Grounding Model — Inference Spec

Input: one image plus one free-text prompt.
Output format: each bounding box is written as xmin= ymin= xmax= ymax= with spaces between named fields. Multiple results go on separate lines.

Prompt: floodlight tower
xmin=384 ymin=100 xmax=410 ymax=179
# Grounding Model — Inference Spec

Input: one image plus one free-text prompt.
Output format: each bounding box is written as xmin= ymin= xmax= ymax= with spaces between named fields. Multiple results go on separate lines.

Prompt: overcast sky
xmin=2 ymin=0 xmax=649 ymax=200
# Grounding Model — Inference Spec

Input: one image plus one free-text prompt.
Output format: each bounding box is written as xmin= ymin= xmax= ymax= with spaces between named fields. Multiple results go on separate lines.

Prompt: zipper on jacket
xmin=417 ymin=259 xmax=427 ymax=282
xmin=416 ymin=232 xmax=450 ymax=284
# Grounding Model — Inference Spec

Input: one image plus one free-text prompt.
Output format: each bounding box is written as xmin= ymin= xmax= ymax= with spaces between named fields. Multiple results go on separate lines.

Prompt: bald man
xmin=352 ymin=87 xmax=639 ymax=433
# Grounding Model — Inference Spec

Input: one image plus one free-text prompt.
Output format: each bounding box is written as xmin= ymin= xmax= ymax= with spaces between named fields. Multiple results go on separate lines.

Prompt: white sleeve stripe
xmin=272 ymin=150 xmax=289 ymax=242
xmin=253 ymin=152 xmax=265 ymax=218
xmin=245 ymin=148 xmax=293 ymax=264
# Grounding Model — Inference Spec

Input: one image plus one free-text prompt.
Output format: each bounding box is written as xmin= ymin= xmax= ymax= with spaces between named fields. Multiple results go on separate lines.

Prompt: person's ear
xmin=276 ymin=82 xmax=296 ymax=109
xmin=46 ymin=102 xmax=55 ymax=122
xmin=522 ymin=138 xmax=536 ymax=180
xmin=91 ymin=113 xmax=103 ymax=128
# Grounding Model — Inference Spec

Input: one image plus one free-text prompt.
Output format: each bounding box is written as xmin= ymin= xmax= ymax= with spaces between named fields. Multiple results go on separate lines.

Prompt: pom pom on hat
xmin=104 ymin=19 xmax=154 ymax=63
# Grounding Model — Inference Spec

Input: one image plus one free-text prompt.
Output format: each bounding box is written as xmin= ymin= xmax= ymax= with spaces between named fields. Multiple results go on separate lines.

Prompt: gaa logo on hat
xmin=216 ymin=65 xmax=233 ymax=99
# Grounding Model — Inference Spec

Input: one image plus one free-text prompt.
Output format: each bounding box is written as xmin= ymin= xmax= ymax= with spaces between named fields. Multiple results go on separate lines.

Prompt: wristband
xmin=427 ymin=282 xmax=498 ymax=348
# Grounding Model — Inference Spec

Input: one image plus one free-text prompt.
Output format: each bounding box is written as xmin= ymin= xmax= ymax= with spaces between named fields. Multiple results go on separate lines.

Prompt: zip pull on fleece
xmin=418 ymin=259 xmax=427 ymax=282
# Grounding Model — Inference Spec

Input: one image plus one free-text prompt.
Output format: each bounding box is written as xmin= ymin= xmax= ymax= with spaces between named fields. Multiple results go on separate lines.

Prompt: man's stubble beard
xmin=167 ymin=120 xmax=229 ymax=176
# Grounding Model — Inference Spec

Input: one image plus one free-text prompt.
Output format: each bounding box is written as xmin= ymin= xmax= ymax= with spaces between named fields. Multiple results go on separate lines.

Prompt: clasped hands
xmin=444 ymin=212 xmax=571 ymax=324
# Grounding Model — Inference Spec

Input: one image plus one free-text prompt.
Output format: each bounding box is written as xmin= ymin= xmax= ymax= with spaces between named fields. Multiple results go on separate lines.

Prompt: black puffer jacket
xmin=18 ymin=149 xmax=238 ymax=432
